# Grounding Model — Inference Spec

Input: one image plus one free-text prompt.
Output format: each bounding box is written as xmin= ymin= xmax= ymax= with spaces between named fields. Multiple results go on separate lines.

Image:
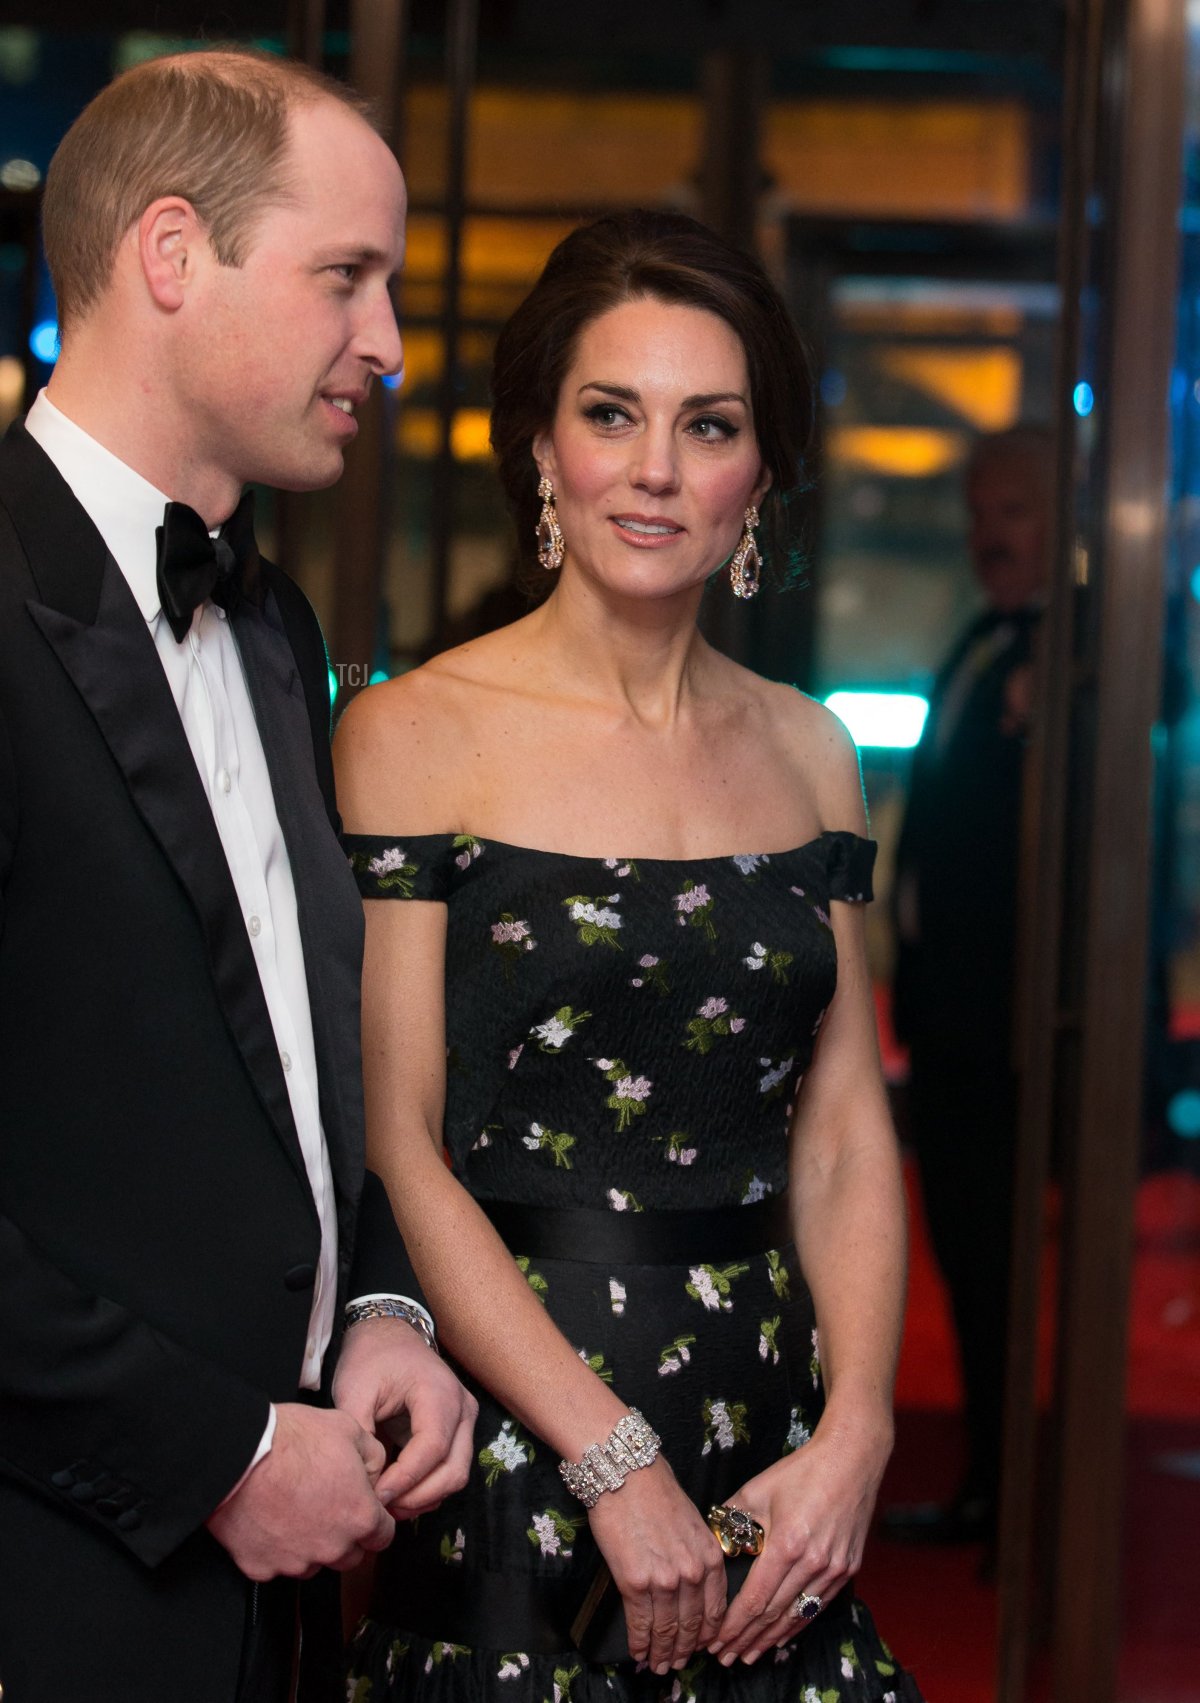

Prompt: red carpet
xmin=859 ymin=1157 xmax=1200 ymax=1700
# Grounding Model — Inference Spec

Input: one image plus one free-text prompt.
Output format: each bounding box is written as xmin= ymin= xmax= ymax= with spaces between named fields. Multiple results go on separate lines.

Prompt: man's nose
xmin=360 ymin=293 xmax=404 ymax=379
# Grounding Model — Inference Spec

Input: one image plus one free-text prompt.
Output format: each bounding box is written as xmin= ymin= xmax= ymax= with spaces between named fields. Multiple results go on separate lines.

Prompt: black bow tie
xmin=155 ymin=491 xmax=261 ymax=643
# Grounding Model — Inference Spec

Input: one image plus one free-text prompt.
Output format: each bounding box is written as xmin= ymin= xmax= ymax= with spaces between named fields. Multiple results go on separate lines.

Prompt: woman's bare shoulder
xmin=756 ymin=678 xmax=869 ymax=834
xmin=332 ymin=619 xmax=542 ymax=831
xmin=332 ymin=666 xmax=467 ymax=833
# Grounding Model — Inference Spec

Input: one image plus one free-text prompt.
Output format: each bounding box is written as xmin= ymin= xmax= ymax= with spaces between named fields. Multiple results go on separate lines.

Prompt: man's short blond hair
xmin=43 ymin=47 xmax=373 ymax=335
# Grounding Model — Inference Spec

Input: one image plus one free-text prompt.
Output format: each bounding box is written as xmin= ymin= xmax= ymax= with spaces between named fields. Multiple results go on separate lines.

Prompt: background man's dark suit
xmin=890 ymin=603 xmax=1040 ymax=1535
xmin=0 ymin=424 xmax=416 ymax=1701
xmin=882 ymin=425 xmax=1050 ymax=1547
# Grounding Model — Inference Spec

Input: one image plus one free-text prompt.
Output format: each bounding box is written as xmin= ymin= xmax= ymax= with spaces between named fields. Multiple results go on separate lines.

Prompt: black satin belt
xmin=479 ymin=1194 xmax=791 ymax=1263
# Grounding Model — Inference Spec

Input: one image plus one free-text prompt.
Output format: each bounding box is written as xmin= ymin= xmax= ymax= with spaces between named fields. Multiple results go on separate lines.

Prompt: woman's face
xmin=533 ymin=296 xmax=770 ymax=604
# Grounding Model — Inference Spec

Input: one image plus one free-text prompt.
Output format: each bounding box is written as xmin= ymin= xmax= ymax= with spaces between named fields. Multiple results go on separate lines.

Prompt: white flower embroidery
xmin=742 ymin=1175 xmax=768 ymax=1203
xmin=508 ymin=1044 xmax=524 ymax=1070
xmin=568 ymin=900 xmax=622 ymax=931
xmin=669 ymin=1145 xmax=697 ymax=1166
xmin=687 ymin=1265 xmax=721 ymax=1310
xmin=487 ymin=1421 xmax=529 ymax=1473
xmin=613 ymin=1073 xmax=652 ymax=1102
xmin=532 ymin=1015 xmax=573 ymax=1050
xmin=841 ymin=1655 xmax=855 ymax=1679
xmin=531 ymin=1511 xmax=563 ymax=1556
xmin=639 ymin=953 xmax=659 ymax=967
xmin=789 ymin=1416 xmax=811 ymax=1451
xmin=729 ymin=1017 xmax=746 ymax=1033
xmin=595 ymin=1057 xmax=615 ymax=1071
xmin=758 ymin=1058 xmax=793 ymax=1095
xmin=745 ymin=942 xmax=768 ymax=970
xmin=368 ymin=846 xmax=407 ymax=876
xmin=704 ymin=1399 xmax=736 ymax=1454
xmin=674 ymin=883 xmax=711 ymax=916
xmin=603 ymin=858 xmax=632 ymax=877
xmin=609 ymin=1278 xmax=626 ymax=1315
xmin=498 ymin=1655 xmax=530 ymax=1681
xmin=608 ymin=1188 xmax=631 ymax=1212
xmin=471 ymin=1130 xmax=491 ymax=1150
xmin=697 ymin=996 xmax=728 ymax=1019
xmin=733 ymin=853 xmax=768 ymax=875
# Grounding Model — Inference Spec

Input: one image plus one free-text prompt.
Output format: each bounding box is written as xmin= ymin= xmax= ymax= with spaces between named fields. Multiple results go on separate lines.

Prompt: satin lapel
xmin=230 ymin=592 xmax=366 ymax=1222
xmin=20 ymin=523 xmax=312 ymax=1202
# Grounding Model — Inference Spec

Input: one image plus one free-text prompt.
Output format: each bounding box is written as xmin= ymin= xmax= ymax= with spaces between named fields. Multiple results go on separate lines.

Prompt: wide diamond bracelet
xmin=559 ymin=1408 xmax=662 ymax=1508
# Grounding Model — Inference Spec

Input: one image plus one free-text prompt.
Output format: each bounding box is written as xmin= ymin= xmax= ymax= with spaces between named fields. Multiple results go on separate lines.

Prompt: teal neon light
xmin=823 ymin=691 xmax=929 ymax=750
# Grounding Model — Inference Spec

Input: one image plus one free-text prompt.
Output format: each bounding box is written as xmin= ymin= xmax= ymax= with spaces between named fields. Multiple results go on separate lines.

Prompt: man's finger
xmin=358 ymin=1499 xmax=396 ymax=1555
xmin=352 ymin=1426 xmax=388 ymax=1481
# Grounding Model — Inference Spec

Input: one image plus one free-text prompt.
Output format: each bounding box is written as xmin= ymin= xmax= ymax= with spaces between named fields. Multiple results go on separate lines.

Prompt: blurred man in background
xmin=883 ymin=426 xmax=1052 ymax=1553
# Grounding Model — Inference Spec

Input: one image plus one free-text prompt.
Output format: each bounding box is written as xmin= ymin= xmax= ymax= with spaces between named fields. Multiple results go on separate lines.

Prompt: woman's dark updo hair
xmin=489 ymin=208 xmax=814 ymax=587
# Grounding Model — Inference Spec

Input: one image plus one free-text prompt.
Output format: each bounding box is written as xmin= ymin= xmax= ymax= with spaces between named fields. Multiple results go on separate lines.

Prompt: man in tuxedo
xmin=0 ymin=49 xmax=475 ymax=1703
xmin=882 ymin=427 xmax=1051 ymax=1550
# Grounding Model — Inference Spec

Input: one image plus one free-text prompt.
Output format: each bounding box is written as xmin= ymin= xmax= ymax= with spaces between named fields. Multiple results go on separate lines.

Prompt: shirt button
xmin=281 ymin=1051 xmax=292 ymax=1072
xmin=248 ymin=915 xmax=262 ymax=937
xmin=216 ymin=769 xmax=231 ymax=794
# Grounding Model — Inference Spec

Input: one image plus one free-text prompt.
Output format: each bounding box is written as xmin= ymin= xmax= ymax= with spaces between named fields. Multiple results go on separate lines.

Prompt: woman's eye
xmin=583 ymin=403 xmax=631 ymax=428
xmin=690 ymin=415 xmax=736 ymax=441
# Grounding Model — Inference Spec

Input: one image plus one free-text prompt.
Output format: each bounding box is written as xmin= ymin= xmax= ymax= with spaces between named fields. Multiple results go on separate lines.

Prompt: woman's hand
xmin=586 ymin=1455 xmax=727 ymax=1673
xmin=708 ymin=1408 xmax=892 ymax=1664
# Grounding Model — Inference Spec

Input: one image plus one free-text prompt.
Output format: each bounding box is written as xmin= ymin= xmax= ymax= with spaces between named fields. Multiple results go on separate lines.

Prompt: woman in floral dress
xmin=336 ymin=210 xmax=924 ymax=1702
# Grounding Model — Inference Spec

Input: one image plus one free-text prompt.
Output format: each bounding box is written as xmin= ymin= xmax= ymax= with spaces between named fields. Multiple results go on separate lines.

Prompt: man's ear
xmin=138 ymin=197 xmax=205 ymax=312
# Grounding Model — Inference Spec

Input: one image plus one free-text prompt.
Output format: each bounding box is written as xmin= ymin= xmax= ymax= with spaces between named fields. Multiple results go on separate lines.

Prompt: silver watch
xmin=343 ymin=1297 xmax=438 ymax=1354
xmin=559 ymin=1408 xmax=661 ymax=1508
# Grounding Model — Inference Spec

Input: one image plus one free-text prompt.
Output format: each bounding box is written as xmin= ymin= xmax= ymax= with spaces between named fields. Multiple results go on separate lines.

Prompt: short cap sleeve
xmin=823 ymin=831 xmax=876 ymax=903
xmin=342 ymin=833 xmax=458 ymax=901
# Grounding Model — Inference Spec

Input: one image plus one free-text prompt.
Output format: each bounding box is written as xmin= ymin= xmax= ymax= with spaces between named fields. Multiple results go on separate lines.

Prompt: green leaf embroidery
xmin=766 ymin=1247 xmax=792 ymax=1299
xmin=657 ymin=1333 xmax=697 ymax=1374
xmin=544 ymin=1664 xmax=583 ymax=1703
xmin=515 ymin=1254 xmax=549 ymax=1302
xmin=523 ymin=1122 xmax=575 ymax=1168
xmin=580 ymin=1348 xmax=614 ymax=1383
xmin=438 ymin=1527 xmax=465 ymax=1564
xmin=759 ymin=1315 xmax=782 ymax=1364
xmin=683 ymin=997 xmax=745 ymax=1053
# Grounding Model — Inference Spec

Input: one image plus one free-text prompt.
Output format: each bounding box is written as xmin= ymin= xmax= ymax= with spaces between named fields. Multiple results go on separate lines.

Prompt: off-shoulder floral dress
xmin=343 ymin=831 xmax=924 ymax=1703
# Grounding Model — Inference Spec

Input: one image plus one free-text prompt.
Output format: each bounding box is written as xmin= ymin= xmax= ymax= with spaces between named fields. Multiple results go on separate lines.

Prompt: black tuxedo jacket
xmin=0 ymin=424 xmax=416 ymax=1702
xmin=892 ymin=605 xmax=1041 ymax=1059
